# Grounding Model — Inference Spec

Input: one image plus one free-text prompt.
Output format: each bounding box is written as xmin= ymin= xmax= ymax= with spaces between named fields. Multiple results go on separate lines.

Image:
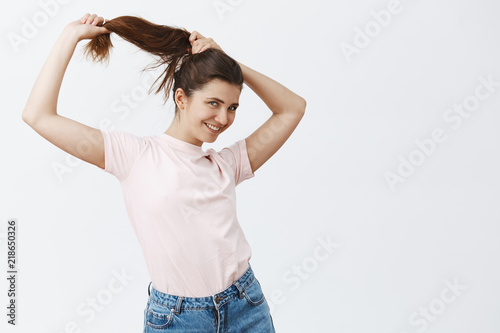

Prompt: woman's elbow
xmin=22 ymin=109 xmax=32 ymax=125
xmin=22 ymin=109 xmax=40 ymax=127
xmin=296 ymin=97 xmax=306 ymax=113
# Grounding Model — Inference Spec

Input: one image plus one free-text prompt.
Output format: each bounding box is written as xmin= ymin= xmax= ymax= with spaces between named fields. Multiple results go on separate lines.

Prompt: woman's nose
xmin=215 ymin=110 xmax=227 ymax=126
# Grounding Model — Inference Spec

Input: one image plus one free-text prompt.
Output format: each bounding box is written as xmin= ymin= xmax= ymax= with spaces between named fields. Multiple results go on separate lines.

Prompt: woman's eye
xmin=209 ymin=101 xmax=236 ymax=111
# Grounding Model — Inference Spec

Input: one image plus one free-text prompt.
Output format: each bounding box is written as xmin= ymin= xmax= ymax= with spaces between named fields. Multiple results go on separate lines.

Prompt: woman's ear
xmin=174 ymin=88 xmax=188 ymax=110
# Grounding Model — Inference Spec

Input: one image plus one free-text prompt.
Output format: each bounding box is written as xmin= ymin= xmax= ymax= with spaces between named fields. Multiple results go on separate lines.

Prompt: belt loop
xmin=148 ymin=282 xmax=152 ymax=296
xmin=174 ymin=296 xmax=184 ymax=314
xmin=233 ymin=280 xmax=245 ymax=298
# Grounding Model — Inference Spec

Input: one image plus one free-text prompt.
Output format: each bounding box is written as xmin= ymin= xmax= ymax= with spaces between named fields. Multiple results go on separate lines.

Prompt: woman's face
xmin=176 ymin=79 xmax=241 ymax=145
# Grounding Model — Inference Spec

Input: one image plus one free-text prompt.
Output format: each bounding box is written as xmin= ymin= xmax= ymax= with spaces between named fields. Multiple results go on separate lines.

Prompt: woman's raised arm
xmin=236 ymin=60 xmax=306 ymax=173
xmin=189 ymin=31 xmax=307 ymax=174
xmin=22 ymin=14 xmax=111 ymax=170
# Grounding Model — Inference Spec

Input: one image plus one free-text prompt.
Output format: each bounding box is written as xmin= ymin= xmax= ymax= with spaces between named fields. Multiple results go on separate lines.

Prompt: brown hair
xmin=82 ymin=15 xmax=244 ymax=115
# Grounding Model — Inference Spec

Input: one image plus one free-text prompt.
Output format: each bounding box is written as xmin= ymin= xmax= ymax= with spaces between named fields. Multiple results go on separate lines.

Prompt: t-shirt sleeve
xmin=100 ymin=129 xmax=147 ymax=182
xmin=218 ymin=138 xmax=255 ymax=186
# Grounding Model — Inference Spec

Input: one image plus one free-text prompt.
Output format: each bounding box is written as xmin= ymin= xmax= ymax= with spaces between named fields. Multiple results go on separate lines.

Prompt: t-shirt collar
xmin=159 ymin=133 xmax=207 ymax=155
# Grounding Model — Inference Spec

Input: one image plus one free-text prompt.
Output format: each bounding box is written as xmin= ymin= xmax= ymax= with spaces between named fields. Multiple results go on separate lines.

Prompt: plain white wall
xmin=2 ymin=0 xmax=500 ymax=332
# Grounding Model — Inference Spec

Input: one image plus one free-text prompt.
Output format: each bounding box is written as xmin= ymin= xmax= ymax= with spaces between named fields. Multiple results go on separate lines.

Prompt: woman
xmin=22 ymin=13 xmax=306 ymax=332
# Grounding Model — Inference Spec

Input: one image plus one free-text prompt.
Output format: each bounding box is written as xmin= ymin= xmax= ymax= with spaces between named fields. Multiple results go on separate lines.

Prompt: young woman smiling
xmin=22 ymin=13 xmax=306 ymax=332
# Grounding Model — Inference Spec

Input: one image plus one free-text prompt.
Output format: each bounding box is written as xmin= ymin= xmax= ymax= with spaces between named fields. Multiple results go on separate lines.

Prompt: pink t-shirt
xmin=98 ymin=129 xmax=255 ymax=297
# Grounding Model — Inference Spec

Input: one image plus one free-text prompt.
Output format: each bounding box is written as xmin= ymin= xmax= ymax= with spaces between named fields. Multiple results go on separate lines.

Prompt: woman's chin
xmin=203 ymin=136 xmax=218 ymax=143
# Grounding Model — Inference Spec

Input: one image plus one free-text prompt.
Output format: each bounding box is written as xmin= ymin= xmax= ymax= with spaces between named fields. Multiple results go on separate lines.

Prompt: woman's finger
xmin=93 ymin=16 xmax=105 ymax=26
xmin=80 ymin=13 xmax=91 ymax=23
xmin=199 ymin=44 xmax=210 ymax=53
xmin=85 ymin=13 xmax=97 ymax=24
xmin=189 ymin=31 xmax=199 ymax=43
xmin=189 ymin=30 xmax=205 ymax=44
xmin=192 ymin=43 xmax=201 ymax=54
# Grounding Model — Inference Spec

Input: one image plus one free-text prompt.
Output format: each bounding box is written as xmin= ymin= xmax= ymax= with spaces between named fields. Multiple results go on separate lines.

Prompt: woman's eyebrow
xmin=207 ymin=97 xmax=239 ymax=106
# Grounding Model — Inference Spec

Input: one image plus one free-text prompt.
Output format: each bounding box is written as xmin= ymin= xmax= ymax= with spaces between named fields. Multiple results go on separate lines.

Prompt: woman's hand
xmin=188 ymin=31 xmax=225 ymax=54
xmin=65 ymin=13 xmax=111 ymax=42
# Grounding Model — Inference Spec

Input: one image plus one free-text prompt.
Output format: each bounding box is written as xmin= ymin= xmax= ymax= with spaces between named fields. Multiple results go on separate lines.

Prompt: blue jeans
xmin=143 ymin=263 xmax=276 ymax=332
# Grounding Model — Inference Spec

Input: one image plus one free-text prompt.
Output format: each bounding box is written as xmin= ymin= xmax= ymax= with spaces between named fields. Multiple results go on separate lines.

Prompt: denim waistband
xmin=147 ymin=263 xmax=254 ymax=311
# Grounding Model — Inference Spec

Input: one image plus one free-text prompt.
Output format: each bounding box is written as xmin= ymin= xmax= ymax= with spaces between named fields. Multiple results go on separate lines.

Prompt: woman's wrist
xmin=62 ymin=24 xmax=83 ymax=44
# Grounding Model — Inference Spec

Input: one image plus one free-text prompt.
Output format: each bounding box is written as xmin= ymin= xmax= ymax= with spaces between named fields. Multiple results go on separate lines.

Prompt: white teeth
xmin=205 ymin=123 xmax=220 ymax=131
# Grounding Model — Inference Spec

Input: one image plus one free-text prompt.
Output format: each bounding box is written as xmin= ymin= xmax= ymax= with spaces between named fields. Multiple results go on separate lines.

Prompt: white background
xmin=2 ymin=0 xmax=500 ymax=332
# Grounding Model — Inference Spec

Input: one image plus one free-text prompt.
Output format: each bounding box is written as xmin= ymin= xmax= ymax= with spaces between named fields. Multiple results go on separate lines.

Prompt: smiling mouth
xmin=204 ymin=122 xmax=221 ymax=132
